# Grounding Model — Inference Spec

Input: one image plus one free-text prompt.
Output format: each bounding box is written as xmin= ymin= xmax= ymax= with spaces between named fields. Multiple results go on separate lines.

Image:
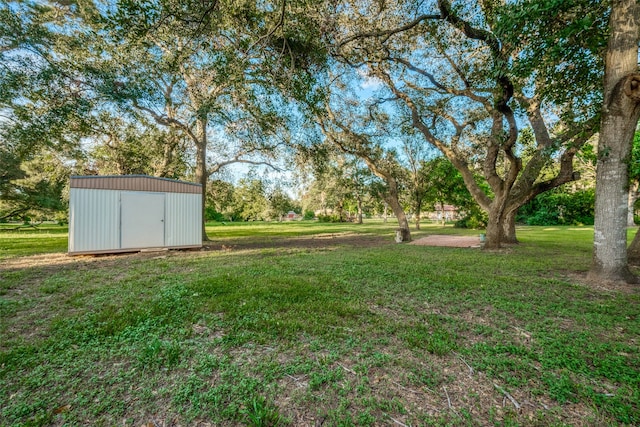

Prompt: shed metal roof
xmin=70 ymin=175 xmax=202 ymax=194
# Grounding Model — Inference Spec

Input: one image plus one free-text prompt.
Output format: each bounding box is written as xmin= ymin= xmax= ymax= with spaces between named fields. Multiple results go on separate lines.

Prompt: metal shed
xmin=68 ymin=175 xmax=202 ymax=255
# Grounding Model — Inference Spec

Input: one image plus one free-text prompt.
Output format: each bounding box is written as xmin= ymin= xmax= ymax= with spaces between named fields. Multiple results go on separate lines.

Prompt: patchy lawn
xmin=1 ymin=222 xmax=638 ymax=426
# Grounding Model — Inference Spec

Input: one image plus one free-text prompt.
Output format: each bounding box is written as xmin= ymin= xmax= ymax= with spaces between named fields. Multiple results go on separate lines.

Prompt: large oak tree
xmin=331 ymin=0 xmax=599 ymax=249
xmin=99 ymin=0 xmax=327 ymax=239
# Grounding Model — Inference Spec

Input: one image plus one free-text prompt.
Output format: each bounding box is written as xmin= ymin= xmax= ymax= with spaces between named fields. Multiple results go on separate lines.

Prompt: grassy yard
xmin=0 ymin=221 xmax=638 ymax=426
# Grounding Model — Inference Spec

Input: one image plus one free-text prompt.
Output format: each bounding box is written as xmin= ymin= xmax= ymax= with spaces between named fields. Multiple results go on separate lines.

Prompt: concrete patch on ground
xmin=410 ymin=234 xmax=481 ymax=248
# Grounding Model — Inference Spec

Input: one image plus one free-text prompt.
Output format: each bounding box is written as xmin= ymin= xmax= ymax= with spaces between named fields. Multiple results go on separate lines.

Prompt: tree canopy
xmin=2 ymin=0 xmax=638 ymax=280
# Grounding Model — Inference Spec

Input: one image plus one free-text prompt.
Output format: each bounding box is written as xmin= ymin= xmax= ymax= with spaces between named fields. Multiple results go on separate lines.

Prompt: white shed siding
xmin=165 ymin=192 xmax=201 ymax=247
xmin=69 ymin=188 xmax=120 ymax=253
xmin=69 ymin=176 xmax=202 ymax=255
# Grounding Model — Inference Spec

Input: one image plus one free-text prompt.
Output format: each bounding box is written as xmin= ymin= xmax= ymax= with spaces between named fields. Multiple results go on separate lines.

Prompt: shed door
xmin=121 ymin=192 xmax=165 ymax=248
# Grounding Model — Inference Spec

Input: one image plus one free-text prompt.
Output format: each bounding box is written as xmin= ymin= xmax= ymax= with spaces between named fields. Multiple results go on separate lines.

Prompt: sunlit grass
xmin=0 ymin=224 xmax=68 ymax=260
xmin=1 ymin=221 xmax=638 ymax=426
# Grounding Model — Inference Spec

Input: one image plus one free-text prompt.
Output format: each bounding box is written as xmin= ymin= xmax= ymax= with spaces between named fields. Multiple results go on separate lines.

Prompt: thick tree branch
xmin=209 ymin=158 xmax=281 ymax=175
xmin=437 ymin=0 xmax=514 ymax=115
xmin=338 ymin=13 xmax=442 ymax=49
xmin=389 ymin=56 xmax=491 ymax=107
xmin=132 ymin=100 xmax=199 ymax=144
xmin=375 ymin=67 xmax=492 ymax=210
xmin=437 ymin=0 xmax=499 ymax=51
xmin=0 ymin=207 xmax=30 ymax=221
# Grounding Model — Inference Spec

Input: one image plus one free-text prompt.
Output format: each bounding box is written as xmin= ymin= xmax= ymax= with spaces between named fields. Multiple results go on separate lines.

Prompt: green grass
xmin=0 ymin=223 xmax=68 ymax=260
xmin=0 ymin=221 xmax=638 ymax=426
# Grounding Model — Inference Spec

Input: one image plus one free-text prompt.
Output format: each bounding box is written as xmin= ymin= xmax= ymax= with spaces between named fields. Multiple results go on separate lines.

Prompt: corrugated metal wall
xmin=165 ymin=193 xmax=202 ymax=247
xmin=69 ymin=188 xmax=120 ymax=253
xmin=69 ymin=181 xmax=202 ymax=254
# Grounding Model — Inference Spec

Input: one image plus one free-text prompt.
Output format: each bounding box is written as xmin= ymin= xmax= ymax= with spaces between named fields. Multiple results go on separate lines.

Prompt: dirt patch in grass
xmin=0 ymin=233 xmax=391 ymax=276
xmin=410 ymin=234 xmax=482 ymax=248
xmin=202 ymin=232 xmax=391 ymax=252
xmin=565 ymin=271 xmax=640 ymax=295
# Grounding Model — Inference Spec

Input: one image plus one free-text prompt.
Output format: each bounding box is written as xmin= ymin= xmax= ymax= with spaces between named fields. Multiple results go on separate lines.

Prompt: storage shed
xmin=68 ymin=175 xmax=202 ymax=255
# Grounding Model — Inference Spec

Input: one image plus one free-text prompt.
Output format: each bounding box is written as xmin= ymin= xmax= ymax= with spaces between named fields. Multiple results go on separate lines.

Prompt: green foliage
xmin=518 ymin=187 xmax=595 ymax=226
xmin=454 ymin=208 xmax=488 ymax=229
xmin=88 ymin=116 xmax=188 ymax=178
xmin=232 ymin=178 xmax=269 ymax=221
xmin=420 ymin=157 xmax=478 ymax=215
xmin=206 ymin=177 xmax=274 ymax=222
xmin=419 ymin=156 xmax=486 ymax=229
xmin=302 ymin=153 xmax=379 ymax=222
xmin=207 ymin=180 xmax=236 ymax=221
xmin=496 ymin=0 xmax=607 ymax=116
xmin=0 ymin=149 xmax=70 ymax=222
xmin=267 ymin=188 xmax=297 ymax=222
xmin=630 ymin=132 xmax=640 ymax=181
xmin=1 ymin=0 xmax=329 ymax=236
xmin=316 ymin=214 xmax=342 ymax=223
xmin=205 ymin=206 xmax=227 ymax=222
xmin=242 ymin=396 xmax=283 ymax=427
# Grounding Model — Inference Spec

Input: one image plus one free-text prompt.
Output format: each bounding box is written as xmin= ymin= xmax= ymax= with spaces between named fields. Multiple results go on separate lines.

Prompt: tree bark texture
xmin=589 ymin=0 xmax=640 ymax=283
xmin=501 ymin=209 xmax=518 ymax=244
xmin=484 ymin=206 xmax=504 ymax=250
xmin=627 ymin=180 xmax=639 ymax=226
xmin=194 ymin=118 xmax=209 ymax=242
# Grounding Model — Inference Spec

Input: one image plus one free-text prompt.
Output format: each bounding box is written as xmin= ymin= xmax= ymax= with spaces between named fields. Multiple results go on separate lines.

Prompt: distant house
xmin=426 ymin=204 xmax=461 ymax=222
xmin=286 ymin=211 xmax=298 ymax=221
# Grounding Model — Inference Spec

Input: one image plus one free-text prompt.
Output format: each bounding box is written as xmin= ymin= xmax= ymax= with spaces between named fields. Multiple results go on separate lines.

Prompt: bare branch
xmin=245 ymin=0 xmax=287 ymax=54
xmin=132 ymin=99 xmax=199 ymax=144
xmin=390 ymin=56 xmax=491 ymax=107
xmin=338 ymin=13 xmax=442 ymax=49
xmin=437 ymin=0 xmax=514 ymax=115
xmin=439 ymin=42 xmax=472 ymax=89
xmin=208 ymin=141 xmax=285 ymax=176
xmin=209 ymin=158 xmax=281 ymax=175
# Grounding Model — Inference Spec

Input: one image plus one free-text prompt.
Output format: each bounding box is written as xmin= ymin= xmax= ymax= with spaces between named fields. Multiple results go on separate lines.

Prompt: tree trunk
xmin=502 ymin=209 xmax=518 ymax=244
xmin=628 ymin=180 xmax=639 ymax=226
xmin=357 ymin=197 xmax=363 ymax=224
xmin=484 ymin=206 xmax=503 ymax=250
xmin=415 ymin=204 xmax=421 ymax=230
xmin=589 ymin=0 xmax=640 ymax=283
xmin=336 ymin=199 xmax=344 ymax=222
xmin=195 ymin=118 xmax=209 ymax=242
xmin=385 ymin=179 xmax=411 ymax=242
xmin=383 ymin=203 xmax=388 ymax=222
xmin=157 ymin=131 xmax=179 ymax=178
xmin=627 ymin=228 xmax=640 ymax=263
xmin=388 ymin=196 xmax=411 ymax=242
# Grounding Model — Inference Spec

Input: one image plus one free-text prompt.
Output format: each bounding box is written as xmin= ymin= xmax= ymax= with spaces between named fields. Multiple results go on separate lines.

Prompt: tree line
xmin=1 ymin=0 xmax=639 ymax=283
